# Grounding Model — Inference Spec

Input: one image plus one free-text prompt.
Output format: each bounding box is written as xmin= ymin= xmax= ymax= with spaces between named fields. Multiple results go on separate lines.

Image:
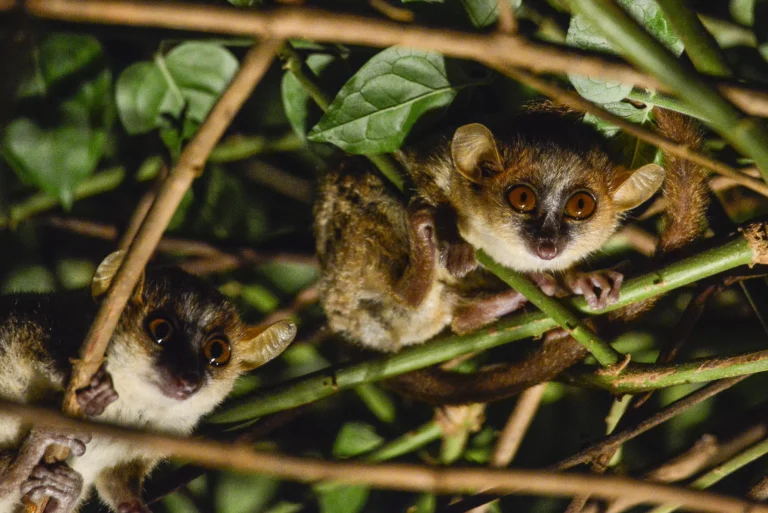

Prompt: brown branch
xmin=118 ymin=165 xmax=167 ymax=250
xmin=40 ymin=217 xmax=318 ymax=274
xmin=2 ymin=400 xmax=767 ymax=513
xmin=20 ymin=0 xmax=768 ymax=118
xmin=491 ymin=383 xmax=546 ymax=467
xmin=489 ymin=65 xmax=768 ymax=199
xmin=496 ymin=0 xmax=517 ymax=34
xmin=27 ymin=39 xmax=283 ymax=511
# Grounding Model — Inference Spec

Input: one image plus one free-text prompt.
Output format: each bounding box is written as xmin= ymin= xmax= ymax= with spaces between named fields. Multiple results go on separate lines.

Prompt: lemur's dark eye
xmin=204 ymin=337 xmax=231 ymax=367
xmin=507 ymin=185 xmax=536 ymax=213
xmin=564 ymin=191 xmax=597 ymax=220
xmin=147 ymin=317 xmax=173 ymax=345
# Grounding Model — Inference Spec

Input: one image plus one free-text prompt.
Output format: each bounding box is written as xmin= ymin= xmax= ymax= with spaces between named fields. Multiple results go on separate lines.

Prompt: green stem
xmin=647 ymin=436 xmax=768 ymax=513
xmin=570 ymin=348 xmax=768 ymax=393
xmin=276 ymin=42 xmax=406 ymax=192
xmin=363 ymin=422 xmax=442 ymax=463
xmin=354 ymin=383 xmax=396 ymax=424
xmin=626 ymin=90 xmax=707 ymax=120
xmin=569 ymin=0 xmax=768 ymax=183
xmin=209 ymin=230 xmax=759 ymax=424
xmin=209 ymin=132 xmax=304 ymax=163
xmin=0 ymin=167 xmax=126 ymax=229
xmin=656 ymin=0 xmax=732 ymax=77
xmin=477 ymin=250 xmax=622 ymax=367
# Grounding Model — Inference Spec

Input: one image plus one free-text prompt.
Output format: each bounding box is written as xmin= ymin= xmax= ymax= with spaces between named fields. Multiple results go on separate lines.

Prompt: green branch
xmin=363 ymin=421 xmax=442 ymax=463
xmin=477 ymin=250 xmax=622 ymax=367
xmin=276 ymin=42 xmax=406 ymax=192
xmin=209 ymin=132 xmax=304 ymax=163
xmin=569 ymin=0 xmax=768 ymax=183
xmin=570 ymin=349 xmax=768 ymax=393
xmin=209 ymin=229 xmax=760 ymax=425
xmin=656 ymin=0 xmax=732 ymax=77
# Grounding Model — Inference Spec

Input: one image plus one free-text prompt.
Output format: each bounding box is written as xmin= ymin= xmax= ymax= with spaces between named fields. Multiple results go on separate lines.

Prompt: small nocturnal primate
xmin=315 ymin=104 xmax=707 ymax=403
xmin=0 ymin=252 xmax=297 ymax=513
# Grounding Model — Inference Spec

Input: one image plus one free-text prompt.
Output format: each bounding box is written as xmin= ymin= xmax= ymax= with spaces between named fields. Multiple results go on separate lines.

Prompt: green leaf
xmin=281 ymin=53 xmax=336 ymax=139
xmin=115 ymin=42 xmax=238 ymax=136
xmin=216 ymin=473 xmax=280 ymax=513
xmin=730 ymin=0 xmax=755 ymax=26
xmin=308 ymin=47 xmax=486 ymax=154
xmin=411 ymin=494 xmax=437 ymax=513
xmin=3 ymin=69 xmax=112 ymax=208
xmin=332 ymin=422 xmax=384 ymax=458
xmin=316 ymin=484 xmax=369 ymax=513
xmin=18 ymin=34 xmax=103 ymax=98
xmin=460 ymin=0 xmax=521 ymax=29
xmin=566 ymin=0 xmax=683 ymax=104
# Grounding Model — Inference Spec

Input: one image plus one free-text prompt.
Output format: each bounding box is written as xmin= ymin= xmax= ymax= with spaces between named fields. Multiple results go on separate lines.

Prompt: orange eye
xmin=204 ymin=337 xmax=231 ymax=367
xmin=564 ymin=191 xmax=597 ymax=220
xmin=147 ymin=317 xmax=173 ymax=345
xmin=507 ymin=185 xmax=536 ymax=213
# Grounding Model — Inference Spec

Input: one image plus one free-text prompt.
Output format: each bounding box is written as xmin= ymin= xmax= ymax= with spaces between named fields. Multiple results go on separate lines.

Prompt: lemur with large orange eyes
xmin=0 ymin=252 xmax=297 ymax=513
xmin=314 ymin=104 xmax=708 ymax=403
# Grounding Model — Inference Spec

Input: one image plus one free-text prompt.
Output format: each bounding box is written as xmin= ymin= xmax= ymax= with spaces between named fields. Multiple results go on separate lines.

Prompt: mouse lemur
xmin=0 ymin=251 xmax=297 ymax=513
xmin=314 ymin=104 xmax=708 ymax=404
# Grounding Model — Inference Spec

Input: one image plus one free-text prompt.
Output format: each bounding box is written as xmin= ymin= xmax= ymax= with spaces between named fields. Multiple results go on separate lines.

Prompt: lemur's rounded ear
xmin=92 ymin=250 xmax=145 ymax=304
xmin=239 ymin=319 xmax=297 ymax=371
xmin=610 ymin=164 xmax=666 ymax=212
xmin=451 ymin=123 xmax=503 ymax=183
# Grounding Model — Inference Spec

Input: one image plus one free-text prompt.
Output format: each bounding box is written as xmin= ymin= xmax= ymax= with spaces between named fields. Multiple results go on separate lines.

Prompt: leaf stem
xmin=626 ymin=90 xmax=706 ymax=120
xmin=477 ymin=250 xmax=622 ymax=367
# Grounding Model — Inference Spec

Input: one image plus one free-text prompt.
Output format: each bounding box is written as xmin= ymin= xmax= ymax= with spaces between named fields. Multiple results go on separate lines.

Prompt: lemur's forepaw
xmin=76 ymin=363 xmax=118 ymax=416
xmin=529 ymin=273 xmax=565 ymax=297
xmin=117 ymin=500 xmax=152 ymax=513
xmin=20 ymin=462 xmax=83 ymax=513
xmin=440 ymin=240 xmax=477 ymax=278
xmin=565 ymin=270 xmax=624 ymax=310
xmin=408 ymin=201 xmax=437 ymax=243
xmin=29 ymin=427 xmax=92 ymax=456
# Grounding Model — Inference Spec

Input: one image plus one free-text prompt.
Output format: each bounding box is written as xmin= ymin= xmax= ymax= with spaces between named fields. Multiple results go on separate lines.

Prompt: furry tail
xmin=654 ymin=109 xmax=710 ymax=253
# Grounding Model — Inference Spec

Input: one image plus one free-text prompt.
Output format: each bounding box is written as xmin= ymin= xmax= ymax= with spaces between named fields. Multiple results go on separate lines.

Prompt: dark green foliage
xmin=4 ymin=1 xmax=768 ymax=512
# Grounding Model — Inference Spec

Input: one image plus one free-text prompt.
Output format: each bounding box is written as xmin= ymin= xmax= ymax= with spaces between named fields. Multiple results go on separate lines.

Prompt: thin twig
xmin=20 ymin=0 xmax=768 ymax=118
xmin=496 ymin=0 xmax=517 ymax=34
xmin=491 ymin=384 xmax=547 ymax=468
xmin=551 ymin=378 xmax=746 ymax=471
xmin=40 ymin=216 xmax=318 ymax=274
xmin=27 ymin=39 xmax=283 ymax=512
xmin=1 ymin=400 xmax=767 ymax=513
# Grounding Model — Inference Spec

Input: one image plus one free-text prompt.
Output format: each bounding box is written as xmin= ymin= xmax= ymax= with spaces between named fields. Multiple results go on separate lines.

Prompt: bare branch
xmin=2 ymin=399 xmax=767 ymax=513
xmin=20 ymin=0 xmax=768 ymax=118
